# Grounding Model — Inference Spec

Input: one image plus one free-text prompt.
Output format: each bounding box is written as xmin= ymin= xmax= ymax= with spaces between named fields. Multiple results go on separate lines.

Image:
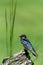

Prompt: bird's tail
xmin=31 ymin=49 xmax=38 ymax=57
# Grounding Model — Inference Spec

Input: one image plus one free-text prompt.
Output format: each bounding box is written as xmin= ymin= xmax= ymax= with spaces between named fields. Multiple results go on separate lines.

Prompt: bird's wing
xmin=25 ymin=41 xmax=38 ymax=57
xmin=21 ymin=40 xmax=38 ymax=57
xmin=21 ymin=40 xmax=33 ymax=50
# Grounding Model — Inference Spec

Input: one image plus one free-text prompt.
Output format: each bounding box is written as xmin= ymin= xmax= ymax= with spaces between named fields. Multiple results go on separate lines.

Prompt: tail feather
xmin=31 ymin=49 xmax=38 ymax=57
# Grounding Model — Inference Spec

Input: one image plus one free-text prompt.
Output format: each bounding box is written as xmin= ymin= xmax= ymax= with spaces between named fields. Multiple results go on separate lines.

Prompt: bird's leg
xmin=24 ymin=49 xmax=31 ymax=60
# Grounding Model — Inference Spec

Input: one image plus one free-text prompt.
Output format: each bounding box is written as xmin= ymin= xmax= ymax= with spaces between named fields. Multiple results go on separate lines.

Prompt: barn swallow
xmin=19 ymin=34 xmax=38 ymax=57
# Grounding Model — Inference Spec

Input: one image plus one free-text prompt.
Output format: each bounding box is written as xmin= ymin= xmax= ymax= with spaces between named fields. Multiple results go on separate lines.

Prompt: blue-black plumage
xmin=19 ymin=34 xmax=38 ymax=57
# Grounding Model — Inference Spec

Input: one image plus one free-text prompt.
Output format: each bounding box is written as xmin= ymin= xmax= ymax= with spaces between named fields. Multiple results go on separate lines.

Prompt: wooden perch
xmin=1 ymin=50 xmax=34 ymax=65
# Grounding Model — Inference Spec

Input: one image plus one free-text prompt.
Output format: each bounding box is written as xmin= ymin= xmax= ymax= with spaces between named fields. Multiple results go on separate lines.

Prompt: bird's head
xmin=19 ymin=34 xmax=27 ymax=40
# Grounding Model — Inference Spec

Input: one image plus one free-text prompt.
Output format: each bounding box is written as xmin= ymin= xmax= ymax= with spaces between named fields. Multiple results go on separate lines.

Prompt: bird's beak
xmin=19 ymin=35 xmax=21 ymax=37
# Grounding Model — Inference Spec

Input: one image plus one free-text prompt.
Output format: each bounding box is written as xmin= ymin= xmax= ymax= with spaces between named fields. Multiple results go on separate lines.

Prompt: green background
xmin=0 ymin=0 xmax=43 ymax=65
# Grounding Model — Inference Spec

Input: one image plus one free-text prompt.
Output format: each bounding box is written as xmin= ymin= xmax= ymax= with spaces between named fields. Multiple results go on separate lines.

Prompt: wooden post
xmin=1 ymin=50 xmax=34 ymax=65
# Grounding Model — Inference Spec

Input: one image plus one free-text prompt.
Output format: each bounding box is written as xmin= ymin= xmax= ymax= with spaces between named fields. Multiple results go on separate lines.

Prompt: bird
xmin=19 ymin=34 xmax=38 ymax=57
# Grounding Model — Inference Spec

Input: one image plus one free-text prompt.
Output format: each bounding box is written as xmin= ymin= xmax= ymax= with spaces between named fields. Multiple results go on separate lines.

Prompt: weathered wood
xmin=1 ymin=50 xmax=34 ymax=65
